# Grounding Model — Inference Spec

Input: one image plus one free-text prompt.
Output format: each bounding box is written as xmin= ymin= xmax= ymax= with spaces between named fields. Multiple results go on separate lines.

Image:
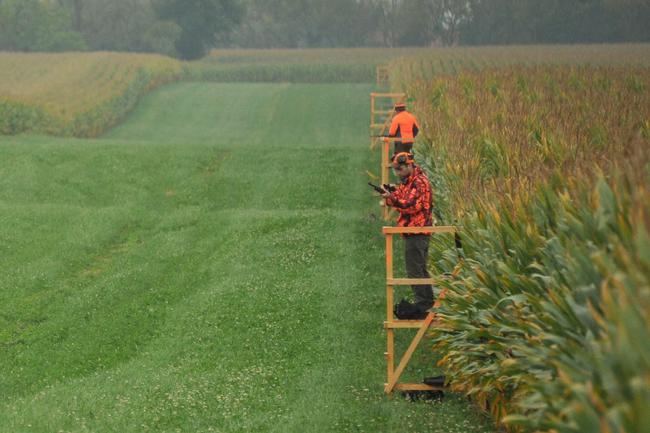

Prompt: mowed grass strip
xmin=0 ymin=83 xmax=493 ymax=432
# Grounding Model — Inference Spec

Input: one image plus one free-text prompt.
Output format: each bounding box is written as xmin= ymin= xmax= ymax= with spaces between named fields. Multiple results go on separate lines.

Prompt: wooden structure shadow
xmin=382 ymin=225 xmax=457 ymax=394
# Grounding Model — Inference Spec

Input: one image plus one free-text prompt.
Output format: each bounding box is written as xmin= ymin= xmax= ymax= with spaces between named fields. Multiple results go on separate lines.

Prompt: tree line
xmin=1 ymin=0 xmax=649 ymax=60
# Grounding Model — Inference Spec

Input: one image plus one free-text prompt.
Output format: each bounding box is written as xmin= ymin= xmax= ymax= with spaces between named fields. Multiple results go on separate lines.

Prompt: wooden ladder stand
xmin=370 ymin=92 xmax=405 ymax=220
xmin=370 ymin=92 xmax=405 ymax=149
xmin=383 ymin=225 xmax=456 ymax=394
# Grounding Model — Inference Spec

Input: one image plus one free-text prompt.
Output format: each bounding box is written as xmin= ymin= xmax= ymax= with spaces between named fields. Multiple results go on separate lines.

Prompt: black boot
xmin=423 ymin=375 xmax=446 ymax=387
xmin=394 ymin=299 xmax=422 ymax=320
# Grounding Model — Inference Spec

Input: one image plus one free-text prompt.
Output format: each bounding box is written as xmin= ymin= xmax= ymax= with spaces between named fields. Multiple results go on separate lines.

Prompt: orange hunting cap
xmin=392 ymin=152 xmax=414 ymax=168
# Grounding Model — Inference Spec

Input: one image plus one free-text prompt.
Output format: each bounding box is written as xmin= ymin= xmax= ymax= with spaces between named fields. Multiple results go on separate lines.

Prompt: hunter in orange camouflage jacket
xmin=385 ymin=166 xmax=433 ymax=232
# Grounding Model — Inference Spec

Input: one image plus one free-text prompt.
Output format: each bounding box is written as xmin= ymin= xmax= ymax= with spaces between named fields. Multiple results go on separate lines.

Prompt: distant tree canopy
xmin=461 ymin=0 xmax=650 ymax=45
xmin=0 ymin=0 xmax=648 ymax=57
xmin=0 ymin=0 xmax=87 ymax=52
xmin=153 ymin=0 xmax=244 ymax=59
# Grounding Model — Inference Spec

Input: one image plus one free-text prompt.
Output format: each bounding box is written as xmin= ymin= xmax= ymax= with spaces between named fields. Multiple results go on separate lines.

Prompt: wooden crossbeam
xmin=371 ymin=92 xmax=406 ymax=98
xmin=383 ymin=226 xmax=457 ymax=234
xmin=372 ymin=136 xmax=404 ymax=142
xmin=393 ymin=383 xmax=444 ymax=391
xmin=384 ymin=319 xmax=441 ymax=329
xmin=387 ymin=278 xmax=438 ymax=286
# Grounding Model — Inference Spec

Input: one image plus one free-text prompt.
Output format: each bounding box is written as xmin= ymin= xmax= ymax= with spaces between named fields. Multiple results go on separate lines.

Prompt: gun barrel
xmin=367 ymin=182 xmax=386 ymax=194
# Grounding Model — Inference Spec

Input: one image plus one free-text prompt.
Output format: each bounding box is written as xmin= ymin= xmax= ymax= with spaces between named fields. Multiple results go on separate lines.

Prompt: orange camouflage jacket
xmin=385 ymin=166 xmax=433 ymax=233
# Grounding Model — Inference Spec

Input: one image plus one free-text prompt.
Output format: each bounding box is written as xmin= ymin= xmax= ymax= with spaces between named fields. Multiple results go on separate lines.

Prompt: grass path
xmin=0 ymin=83 xmax=494 ymax=432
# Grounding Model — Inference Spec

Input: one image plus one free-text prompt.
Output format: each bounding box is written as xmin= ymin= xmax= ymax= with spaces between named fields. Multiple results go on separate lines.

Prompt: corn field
xmin=188 ymin=48 xmax=412 ymax=83
xmin=194 ymin=45 xmax=650 ymax=84
xmin=403 ymin=67 xmax=649 ymax=216
xmin=0 ymin=52 xmax=181 ymax=137
xmin=388 ymin=44 xmax=650 ymax=82
xmin=3 ymin=45 xmax=650 ymax=137
xmin=390 ymin=61 xmax=650 ymax=432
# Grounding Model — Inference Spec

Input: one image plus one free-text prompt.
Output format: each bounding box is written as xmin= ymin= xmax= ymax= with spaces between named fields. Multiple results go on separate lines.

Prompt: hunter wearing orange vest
xmin=384 ymin=102 xmax=420 ymax=155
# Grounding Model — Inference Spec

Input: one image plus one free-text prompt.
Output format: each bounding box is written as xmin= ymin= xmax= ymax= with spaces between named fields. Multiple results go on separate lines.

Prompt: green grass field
xmin=0 ymin=83 xmax=493 ymax=432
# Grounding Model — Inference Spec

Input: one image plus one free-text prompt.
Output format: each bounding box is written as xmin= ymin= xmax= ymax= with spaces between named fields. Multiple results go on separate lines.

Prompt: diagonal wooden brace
xmin=384 ymin=312 xmax=434 ymax=393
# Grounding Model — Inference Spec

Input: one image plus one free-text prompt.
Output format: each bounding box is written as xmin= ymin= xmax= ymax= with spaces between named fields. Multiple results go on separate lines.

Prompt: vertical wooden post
xmin=381 ymin=139 xmax=390 ymax=187
xmin=382 ymin=139 xmax=391 ymax=220
xmin=385 ymin=233 xmax=394 ymax=386
xmin=370 ymin=93 xmax=375 ymax=148
xmin=386 ymin=233 xmax=394 ymax=321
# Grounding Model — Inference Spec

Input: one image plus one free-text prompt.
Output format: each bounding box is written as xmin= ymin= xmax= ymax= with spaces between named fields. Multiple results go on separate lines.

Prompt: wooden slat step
xmin=387 ymin=278 xmax=437 ymax=286
xmin=382 ymin=226 xmax=457 ymax=234
xmin=384 ymin=320 xmax=425 ymax=329
xmin=384 ymin=319 xmax=441 ymax=329
xmin=369 ymin=136 xmax=403 ymax=141
xmin=371 ymin=92 xmax=405 ymax=97
xmin=390 ymin=383 xmax=445 ymax=392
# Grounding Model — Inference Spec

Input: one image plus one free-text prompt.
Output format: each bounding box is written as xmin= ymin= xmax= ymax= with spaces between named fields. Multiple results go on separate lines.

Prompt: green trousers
xmin=404 ymin=234 xmax=433 ymax=313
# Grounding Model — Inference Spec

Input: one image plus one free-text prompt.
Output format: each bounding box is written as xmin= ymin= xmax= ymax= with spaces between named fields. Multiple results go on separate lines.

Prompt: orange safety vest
xmin=388 ymin=111 xmax=420 ymax=144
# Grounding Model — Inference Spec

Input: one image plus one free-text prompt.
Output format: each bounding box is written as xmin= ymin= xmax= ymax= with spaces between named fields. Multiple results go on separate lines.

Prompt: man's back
xmin=389 ymin=111 xmax=420 ymax=144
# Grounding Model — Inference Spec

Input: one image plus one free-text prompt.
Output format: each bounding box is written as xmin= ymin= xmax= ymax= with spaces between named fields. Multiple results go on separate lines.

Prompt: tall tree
xmin=153 ymin=0 xmax=244 ymax=59
xmin=461 ymin=0 xmax=650 ymax=45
